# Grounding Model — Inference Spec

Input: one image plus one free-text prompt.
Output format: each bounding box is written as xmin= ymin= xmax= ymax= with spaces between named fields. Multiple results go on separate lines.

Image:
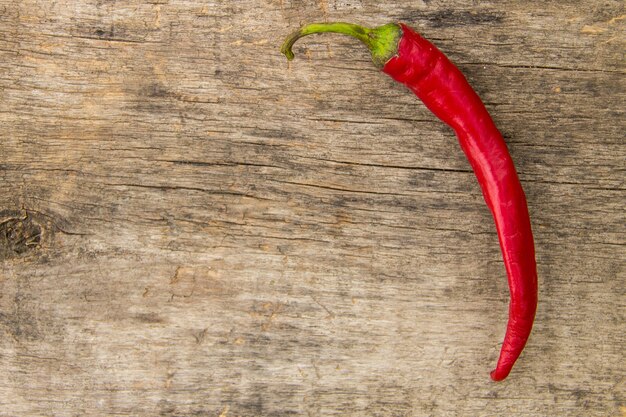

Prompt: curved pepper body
xmin=281 ymin=21 xmax=538 ymax=381
xmin=383 ymin=24 xmax=537 ymax=381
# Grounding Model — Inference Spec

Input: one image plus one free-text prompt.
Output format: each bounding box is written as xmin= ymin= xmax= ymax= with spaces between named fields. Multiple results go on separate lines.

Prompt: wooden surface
xmin=1 ymin=1 xmax=624 ymax=416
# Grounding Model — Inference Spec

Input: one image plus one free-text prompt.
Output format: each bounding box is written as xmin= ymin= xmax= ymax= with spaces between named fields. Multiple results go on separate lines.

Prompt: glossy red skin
xmin=383 ymin=23 xmax=537 ymax=381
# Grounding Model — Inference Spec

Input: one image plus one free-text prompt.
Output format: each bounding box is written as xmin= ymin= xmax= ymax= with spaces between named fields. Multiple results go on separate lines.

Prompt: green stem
xmin=280 ymin=22 xmax=401 ymax=68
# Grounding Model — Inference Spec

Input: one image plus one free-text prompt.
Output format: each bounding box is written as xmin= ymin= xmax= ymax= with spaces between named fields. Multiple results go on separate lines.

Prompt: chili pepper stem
xmin=280 ymin=22 xmax=402 ymax=68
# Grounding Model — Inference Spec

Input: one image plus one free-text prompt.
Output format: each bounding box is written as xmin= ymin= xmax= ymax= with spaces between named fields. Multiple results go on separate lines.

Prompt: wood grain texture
xmin=0 ymin=1 xmax=624 ymax=416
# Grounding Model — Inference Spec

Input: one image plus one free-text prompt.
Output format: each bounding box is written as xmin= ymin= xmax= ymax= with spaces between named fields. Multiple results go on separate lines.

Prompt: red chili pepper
xmin=282 ymin=22 xmax=538 ymax=381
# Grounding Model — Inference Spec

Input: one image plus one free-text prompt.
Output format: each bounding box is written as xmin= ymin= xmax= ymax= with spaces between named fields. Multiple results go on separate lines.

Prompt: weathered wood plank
xmin=1 ymin=1 xmax=624 ymax=416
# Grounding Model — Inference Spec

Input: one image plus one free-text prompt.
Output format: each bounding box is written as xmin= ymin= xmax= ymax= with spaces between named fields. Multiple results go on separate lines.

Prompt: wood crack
xmin=463 ymin=62 xmax=625 ymax=74
xmin=157 ymin=159 xmax=286 ymax=170
xmin=298 ymin=155 xmax=473 ymax=173
xmin=269 ymin=179 xmax=413 ymax=196
xmin=102 ymin=182 xmax=270 ymax=200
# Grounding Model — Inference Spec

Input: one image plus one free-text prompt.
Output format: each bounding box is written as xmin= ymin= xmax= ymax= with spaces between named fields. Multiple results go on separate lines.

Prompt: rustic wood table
xmin=1 ymin=1 xmax=624 ymax=416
